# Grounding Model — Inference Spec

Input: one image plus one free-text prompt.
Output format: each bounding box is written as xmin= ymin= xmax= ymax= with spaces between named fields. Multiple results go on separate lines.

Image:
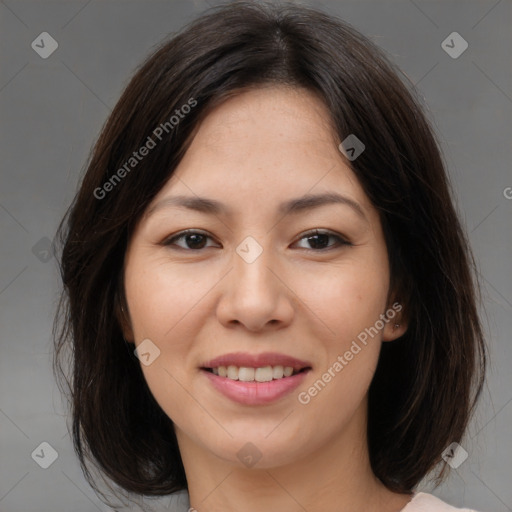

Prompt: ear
xmin=382 ymin=300 xmax=408 ymax=342
xmin=115 ymin=291 xmax=135 ymax=344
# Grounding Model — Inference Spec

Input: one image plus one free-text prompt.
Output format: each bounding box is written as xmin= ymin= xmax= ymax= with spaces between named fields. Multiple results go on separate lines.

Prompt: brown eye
xmin=294 ymin=230 xmax=352 ymax=251
xmin=162 ymin=229 xmax=351 ymax=252
xmin=163 ymin=230 xmax=218 ymax=250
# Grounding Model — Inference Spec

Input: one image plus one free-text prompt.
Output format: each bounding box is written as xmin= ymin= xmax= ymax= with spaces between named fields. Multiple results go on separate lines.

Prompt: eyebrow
xmin=146 ymin=192 xmax=367 ymax=220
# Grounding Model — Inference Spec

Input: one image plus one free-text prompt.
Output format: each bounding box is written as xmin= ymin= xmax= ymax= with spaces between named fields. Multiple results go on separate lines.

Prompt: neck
xmin=176 ymin=400 xmax=413 ymax=512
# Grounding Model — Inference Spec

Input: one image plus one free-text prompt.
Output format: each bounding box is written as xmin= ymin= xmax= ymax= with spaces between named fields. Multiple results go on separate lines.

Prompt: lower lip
xmin=201 ymin=369 xmax=310 ymax=405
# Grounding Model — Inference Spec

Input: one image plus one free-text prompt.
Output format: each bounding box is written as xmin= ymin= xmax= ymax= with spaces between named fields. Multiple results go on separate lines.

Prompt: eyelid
xmin=294 ymin=228 xmax=351 ymax=243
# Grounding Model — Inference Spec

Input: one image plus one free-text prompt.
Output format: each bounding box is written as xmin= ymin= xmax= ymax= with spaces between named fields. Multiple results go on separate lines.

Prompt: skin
xmin=122 ymin=85 xmax=412 ymax=512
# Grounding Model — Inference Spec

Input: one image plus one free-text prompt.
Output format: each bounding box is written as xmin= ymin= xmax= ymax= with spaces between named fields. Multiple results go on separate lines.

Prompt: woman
xmin=53 ymin=2 xmax=487 ymax=511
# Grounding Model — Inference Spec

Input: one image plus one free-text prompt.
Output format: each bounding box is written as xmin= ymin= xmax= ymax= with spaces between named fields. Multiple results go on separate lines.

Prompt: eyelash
xmin=162 ymin=229 xmax=352 ymax=252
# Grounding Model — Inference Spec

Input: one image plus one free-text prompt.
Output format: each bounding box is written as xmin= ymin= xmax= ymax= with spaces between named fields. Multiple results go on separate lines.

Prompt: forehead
xmin=192 ymin=86 xmax=339 ymax=165
xmin=149 ymin=86 xmax=373 ymax=218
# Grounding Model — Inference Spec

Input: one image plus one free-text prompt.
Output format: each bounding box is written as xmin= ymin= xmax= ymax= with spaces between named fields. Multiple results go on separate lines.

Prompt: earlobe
xmin=382 ymin=320 xmax=407 ymax=342
xmin=382 ymin=303 xmax=408 ymax=342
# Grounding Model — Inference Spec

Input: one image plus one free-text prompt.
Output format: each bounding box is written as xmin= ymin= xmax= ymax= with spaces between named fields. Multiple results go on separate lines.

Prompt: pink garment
xmin=401 ymin=492 xmax=480 ymax=512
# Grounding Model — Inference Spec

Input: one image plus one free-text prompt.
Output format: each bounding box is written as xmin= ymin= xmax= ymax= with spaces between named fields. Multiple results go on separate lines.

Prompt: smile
xmin=204 ymin=365 xmax=304 ymax=381
xmin=200 ymin=352 xmax=312 ymax=405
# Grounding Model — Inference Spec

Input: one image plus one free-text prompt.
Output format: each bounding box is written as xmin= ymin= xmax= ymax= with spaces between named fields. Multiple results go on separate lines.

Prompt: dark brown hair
xmin=53 ymin=0 xmax=487 ymax=503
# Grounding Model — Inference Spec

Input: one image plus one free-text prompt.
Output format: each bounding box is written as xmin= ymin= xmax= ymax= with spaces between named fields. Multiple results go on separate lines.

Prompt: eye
xmin=293 ymin=229 xmax=352 ymax=251
xmin=162 ymin=229 xmax=352 ymax=252
xmin=162 ymin=230 xmax=219 ymax=250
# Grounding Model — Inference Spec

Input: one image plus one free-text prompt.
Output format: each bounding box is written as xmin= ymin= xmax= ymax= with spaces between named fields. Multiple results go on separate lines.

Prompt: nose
xmin=216 ymin=239 xmax=294 ymax=332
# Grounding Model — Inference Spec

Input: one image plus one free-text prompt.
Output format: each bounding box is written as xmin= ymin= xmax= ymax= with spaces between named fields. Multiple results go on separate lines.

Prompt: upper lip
xmin=201 ymin=352 xmax=312 ymax=372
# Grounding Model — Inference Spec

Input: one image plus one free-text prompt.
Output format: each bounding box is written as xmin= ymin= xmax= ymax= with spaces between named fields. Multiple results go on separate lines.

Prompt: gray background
xmin=1 ymin=0 xmax=511 ymax=511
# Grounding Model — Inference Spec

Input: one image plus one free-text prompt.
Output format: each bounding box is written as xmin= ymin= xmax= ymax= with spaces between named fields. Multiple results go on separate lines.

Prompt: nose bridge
xmin=216 ymin=232 xmax=293 ymax=331
xmin=233 ymin=234 xmax=275 ymax=294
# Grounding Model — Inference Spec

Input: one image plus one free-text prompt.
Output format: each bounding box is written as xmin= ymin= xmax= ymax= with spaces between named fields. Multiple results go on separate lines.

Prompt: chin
xmin=193 ymin=424 xmax=314 ymax=469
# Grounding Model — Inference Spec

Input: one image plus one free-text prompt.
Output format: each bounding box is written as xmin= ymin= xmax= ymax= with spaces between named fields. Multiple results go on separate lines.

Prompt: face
xmin=122 ymin=85 xmax=405 ymax=469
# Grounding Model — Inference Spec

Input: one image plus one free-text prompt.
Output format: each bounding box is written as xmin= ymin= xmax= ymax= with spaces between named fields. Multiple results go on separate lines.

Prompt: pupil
xmin=186 ymin=234 xmax=206 ymax=249
xmin=309 ymin=234 xmax=329 ymax=249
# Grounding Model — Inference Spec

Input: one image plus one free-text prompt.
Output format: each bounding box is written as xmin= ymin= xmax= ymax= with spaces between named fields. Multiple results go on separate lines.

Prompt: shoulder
xmin=402 ymin=492 xmax=481 ymax=512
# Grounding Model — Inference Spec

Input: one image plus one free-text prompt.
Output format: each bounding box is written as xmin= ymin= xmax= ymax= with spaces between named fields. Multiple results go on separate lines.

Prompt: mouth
xmin=200 ymin=352 xmax=312 ymax=405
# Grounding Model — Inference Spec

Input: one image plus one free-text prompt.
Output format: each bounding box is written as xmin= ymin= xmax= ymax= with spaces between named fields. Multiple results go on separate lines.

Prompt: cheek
xmin=290 ymin=254 xmax=389 ymax=404
xmin=294 ymin=258 xmax=389 ymax=343
xmin=125 ymin=256 xmax=214 ymax=340
xmin=123 ymin=261 xmax=200 ymax=426
xmin=123 ymin=255 xmax=221 ymax=407
xmin=294 ymin=267 xmax=385 ymax=428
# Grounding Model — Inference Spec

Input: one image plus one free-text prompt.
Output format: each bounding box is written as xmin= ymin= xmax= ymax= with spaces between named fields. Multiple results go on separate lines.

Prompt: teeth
xmin=273 ymin=365 xmax=284 ymax=379
xmin=255 ymin=366 xmax=273 ymax=382
xmin=210 ymin=365 xmax=298 ymax=382
xmin=238 ymin=367 xmax=255 ymax=382
xmin=227 ymin=365 xmax=239 ymax=380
